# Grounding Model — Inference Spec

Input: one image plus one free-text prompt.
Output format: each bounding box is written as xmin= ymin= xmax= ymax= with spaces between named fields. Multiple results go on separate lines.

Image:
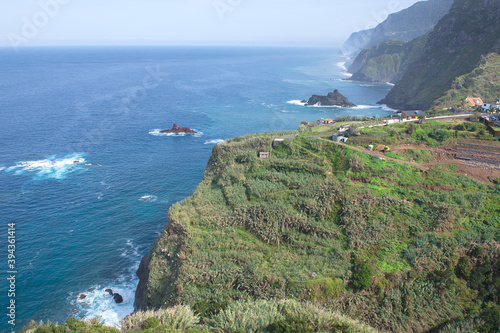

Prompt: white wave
xmin=261 ymin=102 xmax=278 ymax=109
xmin=0 ymin=166 xmax=5 ymax=172
xmin=204 ymin=139 xmax=224 ymax=145
xmin=121 ymin=239 xmax=140 ymax=258
xmin=378 ymin=104 xmax=399 ymax=112
xmin=286 ymin=100 xmax=307 ymax=106
xmin=348 ymin=104 xmax=398 ymax=112
xmin=336 ymin=61 xmax=347 ymax=71
xmin=282 ymin=79 xmax=316 ymax=85
xmin=139 ymin=194 xmax=157 ymax=202
xmin=352 ymin=105 xmax=374 ymax=109
xmin=70 ymin=240 xmax=141 ymax=328
xmin=72 ymin=284 xmax=135 ymax=329
xmin=5 ymin=153 xmax=87 ymax=180
xmin=306 ymin=104 xmax=342 ymax=108
xmin=149 ymin=129 xmax=202 ymax=137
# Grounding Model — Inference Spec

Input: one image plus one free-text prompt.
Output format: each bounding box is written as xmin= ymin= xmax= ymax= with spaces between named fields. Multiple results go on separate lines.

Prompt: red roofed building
xmin=465 ymin=96 xmax=483 ymax=106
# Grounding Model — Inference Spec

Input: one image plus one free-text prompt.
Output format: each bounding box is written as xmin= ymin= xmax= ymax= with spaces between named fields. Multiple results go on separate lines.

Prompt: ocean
xmin=0 ymin=46 xmax=394 ymax=330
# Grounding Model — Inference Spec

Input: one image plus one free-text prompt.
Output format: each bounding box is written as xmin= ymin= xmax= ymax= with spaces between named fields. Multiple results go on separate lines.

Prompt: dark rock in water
xmin=113 ymin=293 xmax=124 ymax=304
xmin=105 ymin=289 xmax=113 ymax=296
xmin=305 ymin=90 xmax=356 ymax=108
xmin=300 ymin=99 xmax=307 ymax=104
xmin=160 ymin=123 xmax=197 ymax=135
xmin=79 ymin=293 xmax=87 ymax=300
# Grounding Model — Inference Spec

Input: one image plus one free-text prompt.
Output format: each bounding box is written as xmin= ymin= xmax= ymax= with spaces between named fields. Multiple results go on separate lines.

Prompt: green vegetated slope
xmin=341 ymin=0 xmax=453 ymax=58
xmin=136 ymin=130 xmax=500 ymax=333
xmin=435 ymin=52 xmax=500 ymax=108
xmin=348 ymin=35 xmax=427 ymax=83
xmin=380 ymin=0 xmax=500 ymax=110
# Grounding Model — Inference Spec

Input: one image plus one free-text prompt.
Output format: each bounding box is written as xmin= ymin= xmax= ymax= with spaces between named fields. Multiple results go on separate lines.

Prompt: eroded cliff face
xmin=134 ymin=218 xmax=187 ymax=310
xmin=380 ymin=0 xmax=500 ymax=110
xmin=348 ymin=35 xmax=428 ymax=84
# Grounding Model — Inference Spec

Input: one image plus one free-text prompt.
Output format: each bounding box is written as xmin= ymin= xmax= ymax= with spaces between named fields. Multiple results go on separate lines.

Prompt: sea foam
xmin=71 ymin=240 xmax=140 ymax=328
xmin=139 ymin=194 xmax=158 ymax=202
xmin=286 ymin=100 xmax=307 ymax=106
xmin=5 ymin=153 xmax=87 ymax=180
xmin=204 ymin=139 xmax=224 ymax=145
xmin=149 ymin=129 xmax=203 ymax=137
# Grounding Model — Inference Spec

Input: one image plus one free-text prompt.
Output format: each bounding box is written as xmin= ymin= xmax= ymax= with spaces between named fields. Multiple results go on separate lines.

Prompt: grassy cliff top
xmin=135 ymin=119 xmax=500 ymax=332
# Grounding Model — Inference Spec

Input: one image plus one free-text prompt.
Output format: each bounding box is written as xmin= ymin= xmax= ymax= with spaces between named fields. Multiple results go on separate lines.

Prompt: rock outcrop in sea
xmin=160 ymin=124 xmax=197 ymax=135
xmin=305 ymin=90 xmax=356 ymax=108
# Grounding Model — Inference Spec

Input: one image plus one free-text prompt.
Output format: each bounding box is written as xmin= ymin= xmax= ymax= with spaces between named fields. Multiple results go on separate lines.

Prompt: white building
xmin=482 ymin=99 xmax=500 ymax=111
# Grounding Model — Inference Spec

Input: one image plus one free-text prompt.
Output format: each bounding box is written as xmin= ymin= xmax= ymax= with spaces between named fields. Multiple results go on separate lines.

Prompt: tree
xmin=406 ymin=123 xmax=416 ymax=136
xmin=346 ymin=124 xmax=360 ymax=136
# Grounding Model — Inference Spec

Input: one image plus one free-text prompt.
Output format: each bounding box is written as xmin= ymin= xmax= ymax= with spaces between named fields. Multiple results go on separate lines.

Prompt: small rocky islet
xmin=160 ymin=123 xmax=197 ymax=135
xmin=304 ymin=89 xmax=356 ymax=107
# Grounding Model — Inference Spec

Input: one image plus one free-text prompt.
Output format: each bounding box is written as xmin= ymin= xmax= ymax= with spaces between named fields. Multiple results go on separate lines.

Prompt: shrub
xmin=23 ymin=317 xmax=120 ymax=333
xmin=477 ymin=305 xmax=500 ymax=333
xmin=193 ymin=300 xmax=228 ymax=318
xmin=206 ymin=299 xmax=375 ymax=333
xmin=266 ymin=317 xmax=317 ymax=332
xmin=428 ymin=129 xmax=449 ymax=142
xmin=406 ymin=123 xmax=416 ymax=136
xmin=346 ymin=124 xmax=360 ymax=136
xmin=141 ymin=317 xmax=160 ymax=329
xmin=121 ymin=305 xmax=199 ymax=332
xmin=349 ymin=154 xmax=365 ymax=172
xmin=353 ymin=263 xmax=374 ymax=290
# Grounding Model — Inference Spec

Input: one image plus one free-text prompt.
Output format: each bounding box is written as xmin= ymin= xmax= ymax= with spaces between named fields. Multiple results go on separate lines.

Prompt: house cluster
xmin=320 ymin=118 xmax=334 ymax=124
xmin=465 ymin=96 xmax=500 ymax=112
xmin=480 ymin=114 xmax=500 ymax=137
xmin=385 ymin=110 xmax=428 ymax=124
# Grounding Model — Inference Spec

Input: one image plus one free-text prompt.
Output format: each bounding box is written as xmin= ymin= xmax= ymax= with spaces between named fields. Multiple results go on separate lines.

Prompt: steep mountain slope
xmin=435 ymin=52 xmax=500 ymax=108
xmin=348 ymin=35 xmax=428 ymax=83
xmin=342 ymin=0 xmax=453 ymax=58
xmin=380 ymin=0 xmax=500 ymax=110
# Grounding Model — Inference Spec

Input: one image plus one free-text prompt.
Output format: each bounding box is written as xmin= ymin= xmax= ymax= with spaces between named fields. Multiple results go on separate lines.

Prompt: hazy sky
xmin=1 ymin=0 xmax=421 ymax=48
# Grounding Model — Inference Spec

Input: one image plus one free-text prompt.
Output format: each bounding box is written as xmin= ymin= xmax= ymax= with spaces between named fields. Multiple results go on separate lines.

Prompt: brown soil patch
xmin=347 ymin=140 xmax=500 ymax=185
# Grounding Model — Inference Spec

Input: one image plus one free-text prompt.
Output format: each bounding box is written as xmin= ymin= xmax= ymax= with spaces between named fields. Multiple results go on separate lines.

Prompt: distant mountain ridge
xmin=380 ymin=0 xmax=500 ymax=110
xmin=342 ymin=0 xmax=453 ymax=58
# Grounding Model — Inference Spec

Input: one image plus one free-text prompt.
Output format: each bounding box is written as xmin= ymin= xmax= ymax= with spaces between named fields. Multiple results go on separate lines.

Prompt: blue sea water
xmin=0 ymin=46 xmax=395 ymax=330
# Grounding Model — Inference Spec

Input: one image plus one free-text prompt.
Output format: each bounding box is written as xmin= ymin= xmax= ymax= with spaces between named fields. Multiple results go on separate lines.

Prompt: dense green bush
xmin=352 ymin=263 xmax=374 ymax=290
xmin=428 ymin=128 xmax=449 ymax=142
xmin=23 ymin=318 xmax=119 ymax=333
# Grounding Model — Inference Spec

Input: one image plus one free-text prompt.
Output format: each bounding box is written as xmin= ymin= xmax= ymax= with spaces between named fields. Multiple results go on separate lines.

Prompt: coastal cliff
xmin=380 ymin=0 xmax=500 ymax=110
xmin=135 ymin=129 xmax=499 ymax=332
xmin=348 ymin=35 xmax=428 ymax=84
xmin=342 ymin=0 xmax=453 ymax=58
